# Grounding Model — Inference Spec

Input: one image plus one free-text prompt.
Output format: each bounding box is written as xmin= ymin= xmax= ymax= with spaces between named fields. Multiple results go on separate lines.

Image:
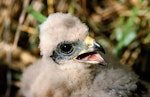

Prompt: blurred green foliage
xmin=27 ymin=6 xmax=47 ymax=23
xmin=113 ymin=6 xmax=139 ymax=54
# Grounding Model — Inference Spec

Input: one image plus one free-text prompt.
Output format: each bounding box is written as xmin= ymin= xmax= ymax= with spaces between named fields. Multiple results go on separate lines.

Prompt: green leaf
xmin=114 ymin=6 xmax=139 ymax=54
xmin=26 ymin=6 xmax=47 ymax=23
xmin=123 ymin=31 xmax=136 ymax=45
xmin=115 ymin=27 xmax=123 ymax=41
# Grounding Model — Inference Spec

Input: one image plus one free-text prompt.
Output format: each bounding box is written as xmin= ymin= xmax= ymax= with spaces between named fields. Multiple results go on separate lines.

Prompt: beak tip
xmin=102 ymin=49 xmax=105 ymax=54
xmin=94 ymin=42 xmax=105 ymax=54
xmin=100 ymin=61 xmax=107 ymax=66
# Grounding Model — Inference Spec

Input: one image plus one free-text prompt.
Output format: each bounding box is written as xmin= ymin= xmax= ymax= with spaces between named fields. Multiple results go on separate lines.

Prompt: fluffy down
xmin=21 ymin=13 xmax=148 ymax=97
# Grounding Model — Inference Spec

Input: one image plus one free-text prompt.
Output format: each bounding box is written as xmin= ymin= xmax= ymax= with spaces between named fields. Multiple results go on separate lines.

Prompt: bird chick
xmin=21 ymin=13 xmax=148 ymax=97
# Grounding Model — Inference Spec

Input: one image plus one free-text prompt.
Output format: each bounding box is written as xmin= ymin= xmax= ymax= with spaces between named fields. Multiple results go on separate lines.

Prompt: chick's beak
xmin=74 ymin=36 xmax=107 ymax=65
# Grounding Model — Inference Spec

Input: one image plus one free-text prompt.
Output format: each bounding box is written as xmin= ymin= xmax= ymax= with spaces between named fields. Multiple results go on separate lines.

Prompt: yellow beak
xmin=74 ymin=36 xmax=107 ymax=65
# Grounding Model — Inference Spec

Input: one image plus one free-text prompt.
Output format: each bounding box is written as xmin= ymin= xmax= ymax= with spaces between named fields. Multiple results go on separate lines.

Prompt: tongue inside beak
xmin=75 ymin=52 xmax=107 ymax=65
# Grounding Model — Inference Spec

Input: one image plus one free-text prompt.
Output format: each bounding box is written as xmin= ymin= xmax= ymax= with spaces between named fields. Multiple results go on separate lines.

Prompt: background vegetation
xmin=0 ymin=0 xmax=150 ymax=97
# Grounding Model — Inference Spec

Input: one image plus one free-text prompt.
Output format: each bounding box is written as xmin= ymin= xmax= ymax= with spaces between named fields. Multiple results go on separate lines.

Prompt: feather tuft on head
xmin=39 ymin=13 xmax=89 ymax=56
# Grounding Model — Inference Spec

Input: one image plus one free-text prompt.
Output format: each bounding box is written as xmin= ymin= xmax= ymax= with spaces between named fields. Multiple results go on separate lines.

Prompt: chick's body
xmin=22 ymin=58 xmax=138 ymax=97
xmin=21 ymin=13 xmax=142 ymax=97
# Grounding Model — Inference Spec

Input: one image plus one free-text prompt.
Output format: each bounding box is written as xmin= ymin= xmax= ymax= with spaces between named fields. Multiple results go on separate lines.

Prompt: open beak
xmin=74 ymin=36 xmax=107 ymax=65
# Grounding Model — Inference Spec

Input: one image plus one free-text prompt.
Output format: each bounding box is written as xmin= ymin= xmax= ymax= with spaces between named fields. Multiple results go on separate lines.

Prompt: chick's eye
xmin=60 ymin=43 xmax=73 ymax=54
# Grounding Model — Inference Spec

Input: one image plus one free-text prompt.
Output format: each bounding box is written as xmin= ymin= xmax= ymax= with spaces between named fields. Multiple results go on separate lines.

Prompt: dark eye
xmin=60 ymin=43 xmax=74 ymax=54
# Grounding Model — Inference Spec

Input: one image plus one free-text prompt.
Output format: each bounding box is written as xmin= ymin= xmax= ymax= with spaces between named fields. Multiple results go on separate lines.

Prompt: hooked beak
xmin=74 ymin=36 xmax=107 ymax=65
